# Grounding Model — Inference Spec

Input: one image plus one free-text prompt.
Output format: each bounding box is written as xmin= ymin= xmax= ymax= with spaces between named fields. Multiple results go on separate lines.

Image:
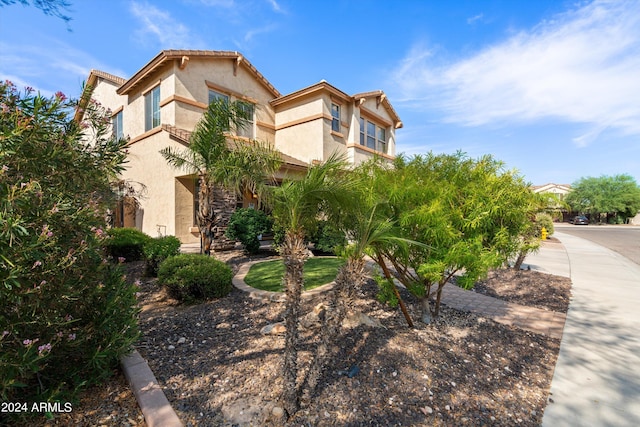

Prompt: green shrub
xmin=534 ymin=212 xmax=554 ymax=238
xmin=309 ymin=220 xmax=346 ymax=254
xmin=225 ymin=208 xmax=273 ymax=254
xmin=103 ymin=227 xmax=152 ymax=262
xmin=157 ymin=254 xmax=233 ymax=303
xmin=375 ymin=275 xmax=399 ymax=308
xmin=0 ymin=81 xmax=139 ymax=415
xmin=144 ymin=235 xmax=181 ymax=277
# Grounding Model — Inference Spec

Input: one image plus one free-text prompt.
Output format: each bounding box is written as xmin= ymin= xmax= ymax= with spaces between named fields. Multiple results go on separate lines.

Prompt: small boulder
xmin=300 ymin=303 xmax=326 ymax=330
xmin=260 ymin=322 xmax=286 ymax=335
xmin=343 ymin=311 xmax=383 ymax=328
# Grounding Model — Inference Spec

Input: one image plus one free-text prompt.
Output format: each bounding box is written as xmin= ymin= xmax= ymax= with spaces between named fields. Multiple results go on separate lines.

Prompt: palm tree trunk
xmin=281 ymin=228 xmax=307 ymax=418
xmin=302 ymin=256 xmax=365 ymax=403
xmin=197 ymin=175 xmax=216 ymax=255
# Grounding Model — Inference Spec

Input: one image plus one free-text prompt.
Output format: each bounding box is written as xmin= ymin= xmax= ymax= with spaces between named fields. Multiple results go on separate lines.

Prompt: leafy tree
xmin=0 ymin=81 xmax=139 ymax=411
xmin=160 ymin=98 xmax=281 ymax=255
xmin=360 ymin=152 xmax=533 ymax=321
xmin=566 ymin=174 xmax=640 ymax=223
xmin=269 ymin=154 xmax=354 ymax=418
xmin=0 ymin=0 xmax=72 ymax=23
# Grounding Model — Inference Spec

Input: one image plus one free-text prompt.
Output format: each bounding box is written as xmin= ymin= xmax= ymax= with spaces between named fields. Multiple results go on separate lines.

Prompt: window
xmin=366 ymin=121 xmax=376 ymax=149
xmin=144 ymin=85 xmax=160 ymax=131
xmin=208 ymin=90 xmax=229 ymax=104
xmin=360 ymin=118 xmax=388 ymax=153
xmin=237 ymin=102 xmax=255 ymax=139
xmin=113 ymin=110 xmax=123 ymax=140
xmin=331 ymin=103 xmax=340 ymax=132
xmin=377 ymin=127 xmax=386 ymax=153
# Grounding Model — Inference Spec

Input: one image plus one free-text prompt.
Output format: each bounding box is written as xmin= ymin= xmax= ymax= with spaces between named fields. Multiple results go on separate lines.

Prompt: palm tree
xmin=269 ymin=153 xmax=354 ymax=418
xmin=301 ymin=203 xmax=406 ymax=403
xmin=160 ymin=98 xmax=281 ymax=255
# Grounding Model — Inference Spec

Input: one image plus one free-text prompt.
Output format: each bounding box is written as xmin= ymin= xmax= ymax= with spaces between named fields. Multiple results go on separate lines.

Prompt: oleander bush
xmin=157 ymin=254 xmax=233 ymax=303
xmin=0 ymin=81 xmax=139 ymax=411
xmin=143 ymin=235 xmax=181 ymax=277
xmin=103 ymin=227 xmax=152 ymax=262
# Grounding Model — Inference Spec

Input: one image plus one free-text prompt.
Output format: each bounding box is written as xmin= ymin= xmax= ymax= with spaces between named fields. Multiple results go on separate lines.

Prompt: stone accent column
xmin=211 ymin=185 xmax=237 ymax=251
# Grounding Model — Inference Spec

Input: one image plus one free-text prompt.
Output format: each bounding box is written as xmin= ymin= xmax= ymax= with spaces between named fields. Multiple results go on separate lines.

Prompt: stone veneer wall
xmin=211 ymin=185 xmax=238 ymax=251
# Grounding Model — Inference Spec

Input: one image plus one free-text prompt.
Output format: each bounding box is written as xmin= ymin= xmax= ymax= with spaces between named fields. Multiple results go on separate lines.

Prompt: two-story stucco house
xmin=79 ymin=50 xmax=402 ymax=244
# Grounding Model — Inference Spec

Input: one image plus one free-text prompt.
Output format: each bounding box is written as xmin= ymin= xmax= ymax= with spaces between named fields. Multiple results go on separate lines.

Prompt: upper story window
xmin=377 ymin=127 xmax=387 ymax=153
xmin=237 ymin=102 xmax=255 ymax=139
xmin=112 ymin=110 xmax=123 ymax=140
xmin=331 ymin=103 xmax=340 ymax=132
xmin=144 ymin=85 xmax=161 ymax=131
xmin=360 ymin=117 xmax=388 ymax=154
xmin=209 ymin=90 xmax=229 ymax=104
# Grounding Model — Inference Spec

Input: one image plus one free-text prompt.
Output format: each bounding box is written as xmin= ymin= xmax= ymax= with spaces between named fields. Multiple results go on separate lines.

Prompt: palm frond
xmin=159 ymin=146 xmax=202 ymax=175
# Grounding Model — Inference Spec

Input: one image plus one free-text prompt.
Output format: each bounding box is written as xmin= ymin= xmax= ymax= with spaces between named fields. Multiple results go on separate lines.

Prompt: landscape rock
xmin=342 ymin=311 xmax=384 ymax=328
xmin=260 ymin=322 xmax=286 ymax=335
xmin=300 ymin=303 xmax=326 ymax=329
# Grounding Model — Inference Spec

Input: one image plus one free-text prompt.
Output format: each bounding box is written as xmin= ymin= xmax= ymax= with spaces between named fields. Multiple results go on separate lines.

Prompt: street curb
xmin=120 ymin=350 xmax=183 ymax=427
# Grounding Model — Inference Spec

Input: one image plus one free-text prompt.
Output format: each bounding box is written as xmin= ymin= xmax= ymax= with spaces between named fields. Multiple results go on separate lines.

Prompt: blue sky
xmin=1 ymin=0 xmax=639 ymax=186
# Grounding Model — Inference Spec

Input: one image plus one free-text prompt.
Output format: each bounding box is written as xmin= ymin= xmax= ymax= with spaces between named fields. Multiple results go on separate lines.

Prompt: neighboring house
xmin=531 ymin=183 xmax=572 ymax=201
xmin=531 ymin=183 xmax=572 ymax=221
xmin=78 ymin=50 xmax=402 ymax=244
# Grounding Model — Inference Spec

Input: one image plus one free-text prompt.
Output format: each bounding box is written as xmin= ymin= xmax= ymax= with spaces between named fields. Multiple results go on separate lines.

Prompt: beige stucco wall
xmin=93 ymin=78 xmax=127 ymax=116
xmin=171 ymin=57 xmax=277 ymax=143
xmin=274 ymin=97 xmax=326 ymax=163
xmin=120 ymin=67 xmax=176 ymax=139
xmin=120 ymin=131 xmax=201 ymax=242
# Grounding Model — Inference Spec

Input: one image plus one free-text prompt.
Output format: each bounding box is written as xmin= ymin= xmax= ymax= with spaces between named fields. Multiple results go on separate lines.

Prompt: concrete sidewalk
xmin=539 ymin=232 xmax=640 ymax=427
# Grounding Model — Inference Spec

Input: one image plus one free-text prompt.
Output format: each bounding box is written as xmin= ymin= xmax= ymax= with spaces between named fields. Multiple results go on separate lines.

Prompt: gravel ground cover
xmin=24 ymin=246 xmax=571 ymax=427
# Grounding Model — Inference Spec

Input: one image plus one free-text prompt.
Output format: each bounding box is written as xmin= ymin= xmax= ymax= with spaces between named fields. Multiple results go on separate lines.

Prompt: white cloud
xmin=244 ymin=23 xmax=277 ymax=42
xmin=392 ymin=0 xmax=640 ymax=146
xmin=196 ymin=0 xmax=235 ymax=6
xmin=467 ymin=13 xmax=484 ymax=25
xmin=266 ymin=0 xmax=285 ymax=13
xmin=130 ymin=1 xmax=204 ymax=48
xmin=0 ymin=41 xmax=124 ymax=97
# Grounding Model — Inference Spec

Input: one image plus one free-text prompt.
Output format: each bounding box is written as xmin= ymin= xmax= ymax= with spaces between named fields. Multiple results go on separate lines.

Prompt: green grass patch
xmin=244 ymin=257 xmax=345 ymax=292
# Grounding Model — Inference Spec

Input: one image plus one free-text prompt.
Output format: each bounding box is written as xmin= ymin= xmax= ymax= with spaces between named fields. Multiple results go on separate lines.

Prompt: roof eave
xmin=116 ymin=50 xmax=281 ymax=98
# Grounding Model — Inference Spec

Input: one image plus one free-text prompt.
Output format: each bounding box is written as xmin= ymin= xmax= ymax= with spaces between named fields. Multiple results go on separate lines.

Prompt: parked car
xmin=571 ymin=215 xmax=589 ymax=225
